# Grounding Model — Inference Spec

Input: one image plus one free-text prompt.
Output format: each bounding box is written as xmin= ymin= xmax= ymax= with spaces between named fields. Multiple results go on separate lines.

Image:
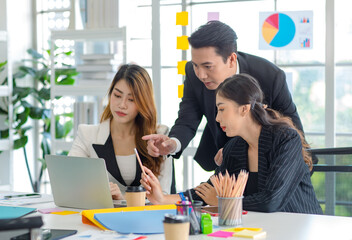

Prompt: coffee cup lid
xmin=126 ymin=186 xmax=146 ymax=192
xmin=163 ymin=214 xmax=189 ymax=223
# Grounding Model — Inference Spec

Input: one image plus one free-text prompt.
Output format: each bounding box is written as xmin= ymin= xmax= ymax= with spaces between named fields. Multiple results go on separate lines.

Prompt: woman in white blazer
xmin=68 ymin=64 xmax=172 ymax=200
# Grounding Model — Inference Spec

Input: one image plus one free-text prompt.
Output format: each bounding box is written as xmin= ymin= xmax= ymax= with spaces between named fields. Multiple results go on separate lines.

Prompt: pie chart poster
xmin=259 ymin=11 xmax=313 ymax=50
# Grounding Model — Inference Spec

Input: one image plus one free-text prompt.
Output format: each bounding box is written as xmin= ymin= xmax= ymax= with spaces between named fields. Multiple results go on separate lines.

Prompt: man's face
xmin=191 ymin=47 xmax=237 ymax=90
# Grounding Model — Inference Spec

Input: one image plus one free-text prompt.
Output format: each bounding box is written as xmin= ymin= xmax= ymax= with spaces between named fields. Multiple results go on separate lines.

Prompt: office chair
xmin=307 ymin=147 xmax=352 ymax=216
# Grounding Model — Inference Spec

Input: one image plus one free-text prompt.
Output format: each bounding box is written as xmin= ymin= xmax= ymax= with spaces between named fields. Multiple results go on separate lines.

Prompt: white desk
xmin=2 ymin=196 xmax=352 ymax=240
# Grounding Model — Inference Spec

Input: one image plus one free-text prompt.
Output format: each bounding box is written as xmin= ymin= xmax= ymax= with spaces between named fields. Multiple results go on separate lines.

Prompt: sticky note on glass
xmin=176 ymin=11 xmax=188 ymax=26
xmin=178 ymin=84 xmax=184 ymax=98
xmin=208 ymin=12 xmax=219 ymax=21
xmin=177 ymin=36 xmax=189 ymax=50
xmin=177 ymin=61 xmax=187 ymax=75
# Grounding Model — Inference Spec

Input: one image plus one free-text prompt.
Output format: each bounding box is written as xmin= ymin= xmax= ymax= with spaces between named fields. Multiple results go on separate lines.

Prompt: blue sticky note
xmin=0 ymin=206 xmax=36 ymax=219
xmin=94 ymin=209 xmax=176 ymax=234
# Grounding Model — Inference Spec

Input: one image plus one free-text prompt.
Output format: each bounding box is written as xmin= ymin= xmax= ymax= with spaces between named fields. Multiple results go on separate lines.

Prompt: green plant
xmin=0 ymin=47 xmax=78 ymax=192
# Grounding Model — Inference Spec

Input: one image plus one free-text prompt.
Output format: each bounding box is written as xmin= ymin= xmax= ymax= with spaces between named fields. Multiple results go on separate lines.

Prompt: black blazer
xmin=169 ymin=52 xmax=303 ymax=171
xmin=186 ymin=126 xmax=322 ymax=214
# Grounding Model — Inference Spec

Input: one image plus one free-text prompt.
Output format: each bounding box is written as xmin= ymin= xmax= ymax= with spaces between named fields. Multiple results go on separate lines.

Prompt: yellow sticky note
xmin=178 ymin=84 xmax=184 ymax=98
xmin=223 ymin=227 xmax=263 ymax=232
xmin=233 ymin=230 xmax=266 ymax=239
xmin=177 ymin=60 xmax=187 ymax=75
xmin=176 ymin=11 xmax=188 ymax=26
xmin=51 ymin=210 xmax=79 ymax=215
xmin=177 ymin=36 xmax=189 ymax=50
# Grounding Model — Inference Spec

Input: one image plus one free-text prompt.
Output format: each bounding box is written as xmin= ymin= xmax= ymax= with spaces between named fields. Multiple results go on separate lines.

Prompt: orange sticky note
xmin=177 ymin=61 xmax=187 ymax=75
xmin=177 ymin=36 xmax=189 ymax=50
xmin=176 ymin=11 xmax=188 ymax=26
xmin=51 ymin=210 xmax=79 ymax=215
xmin=178 ymin=84 xmax=184 ymax=98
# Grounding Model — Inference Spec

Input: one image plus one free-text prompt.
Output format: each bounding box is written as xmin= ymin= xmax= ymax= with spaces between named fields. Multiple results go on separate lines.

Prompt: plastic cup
xmin=217 ymin=196 xmax=243 ymax=226
xmin=163 ymin=214 xmax=190 ymax=240
xmin=175 ymin=200 xmax=202 ymax=235
xmin=124 ymin=186 xmax=146 ymax=207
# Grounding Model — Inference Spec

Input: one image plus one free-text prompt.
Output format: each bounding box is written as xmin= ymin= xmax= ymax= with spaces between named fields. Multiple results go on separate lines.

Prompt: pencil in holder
xmin=175 ymin=200 xmax=202 ymax=235
xmin=217 ymin=196 xmax=243 ymax=226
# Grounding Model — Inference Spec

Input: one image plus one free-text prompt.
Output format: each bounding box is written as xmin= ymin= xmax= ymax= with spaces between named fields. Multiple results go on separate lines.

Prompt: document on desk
xmin=0 ymin=206 xmax=36 ymax=219
xmin=81 ymin=204 xmax=176 ymax=231
xmin=0 ymin=193 xmax=53 ymax=206
xmin=64 ymin=230 xmax=146 ymax=240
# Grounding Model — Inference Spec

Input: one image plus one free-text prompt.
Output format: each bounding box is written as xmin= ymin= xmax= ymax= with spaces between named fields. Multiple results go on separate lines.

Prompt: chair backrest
xmin=307 ymin=147 xmax=352 ymax=216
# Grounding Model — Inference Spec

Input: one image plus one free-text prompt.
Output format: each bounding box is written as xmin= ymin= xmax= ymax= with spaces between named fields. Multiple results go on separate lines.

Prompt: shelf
xmin=52 ymin=84 xmax=109 ymax=97
xmin=0 ymin=31 xmax=6 ymax=42
xmin=51 ymin=27 xmax=126 ymax=41
xmin=0 ymin=139 xmax=11 ymax=151
xmin=0 ymin=86 xmax=10 ymax=97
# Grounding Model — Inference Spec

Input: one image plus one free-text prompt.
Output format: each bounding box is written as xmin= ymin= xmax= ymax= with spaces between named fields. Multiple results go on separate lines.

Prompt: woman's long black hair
xmin=216 ymin=73 xmax=312 ymax=170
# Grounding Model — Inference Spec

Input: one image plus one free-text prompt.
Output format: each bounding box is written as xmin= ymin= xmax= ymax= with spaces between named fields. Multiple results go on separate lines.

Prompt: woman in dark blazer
xmin=140 ymin=73 xmax=322 ymax=214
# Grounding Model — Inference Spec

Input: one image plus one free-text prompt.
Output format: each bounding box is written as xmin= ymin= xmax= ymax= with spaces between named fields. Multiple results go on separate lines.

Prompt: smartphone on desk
xmin=11 ymin=229 xmax=77 ymax=240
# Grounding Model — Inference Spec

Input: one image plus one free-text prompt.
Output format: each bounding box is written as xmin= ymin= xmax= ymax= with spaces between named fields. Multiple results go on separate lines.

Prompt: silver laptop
xmin=45 ymin=155 xmax=114 ymax=209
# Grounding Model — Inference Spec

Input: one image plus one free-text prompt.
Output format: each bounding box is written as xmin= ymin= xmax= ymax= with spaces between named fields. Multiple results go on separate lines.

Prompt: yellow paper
xmin=177 ymin=36 xmax=189 ymax=50
xmin=51 ymin=210 xmax=79 ymax=215
xmin=176 ymin=11 xmax=188 ymax=26
xmin=223 ymin=227 xmax=263 ymax=232
xmin=233 ymin=230 xmax=266 ymax=239
xmin=177 ymin=60 xmax=187 ymax=75
xmin=178 ymin=84 xmax=184 ymax=98
xmin=81 ymin=204 xmax=176 ymax=230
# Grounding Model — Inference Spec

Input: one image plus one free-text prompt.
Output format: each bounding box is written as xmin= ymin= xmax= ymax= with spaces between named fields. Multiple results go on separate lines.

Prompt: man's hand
xmin=142 ymin=134 xmax=177 ymax=157
xmin=194 ymin=182 xmax=218 ymax=206
xmin=214 ymin=148 xmax=223 ymax=166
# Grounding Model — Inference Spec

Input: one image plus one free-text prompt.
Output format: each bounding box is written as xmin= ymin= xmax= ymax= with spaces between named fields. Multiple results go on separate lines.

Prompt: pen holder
xmin=125 ymin=186 xmax=146 ymax=207
xmin=175 ymin=200 xmax=202 ymax=235
xmin=217 ymin=196 xmax=243 ymax=226
xmin=163 ymin=214 xmax=190 ymax=240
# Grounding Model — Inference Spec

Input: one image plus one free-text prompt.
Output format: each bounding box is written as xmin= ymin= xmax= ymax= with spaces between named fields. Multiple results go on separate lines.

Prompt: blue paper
xmin=0 ymin=206 xmax=36 ymax=219
xmin=94 ymin=209 xmax=176 ymax=234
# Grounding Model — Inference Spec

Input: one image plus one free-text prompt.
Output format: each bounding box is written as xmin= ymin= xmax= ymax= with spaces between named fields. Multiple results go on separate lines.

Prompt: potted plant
xmin=0 ymin=46 xmax=78 ymax=192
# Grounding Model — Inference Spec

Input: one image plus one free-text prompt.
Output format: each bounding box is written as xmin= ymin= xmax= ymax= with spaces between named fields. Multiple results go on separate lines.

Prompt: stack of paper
xmin=77 ymin=54 xmax=121 ymax=81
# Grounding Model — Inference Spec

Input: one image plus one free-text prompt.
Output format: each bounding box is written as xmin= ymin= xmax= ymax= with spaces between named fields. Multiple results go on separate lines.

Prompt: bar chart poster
xmin=259 ymin=11 xmax=313 ymax=50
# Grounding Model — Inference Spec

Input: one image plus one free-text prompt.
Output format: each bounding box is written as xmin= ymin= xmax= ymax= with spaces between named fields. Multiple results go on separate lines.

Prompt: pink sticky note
xmin=208 ymin=12 xmax=219 ymax=21
xmin=38 ymin=208 xmax=62 ymax=214
xmin=208 ymin=230 xmax=234 ymax=238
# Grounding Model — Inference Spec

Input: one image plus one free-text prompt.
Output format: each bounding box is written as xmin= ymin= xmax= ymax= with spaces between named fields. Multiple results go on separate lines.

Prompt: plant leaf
xmin=27 ymin=48 xmax=44 ymax=59
xmin=63 ymin=120 xmax=73 ymax=137
xmin=57 ymin=77 xmax=75 ymax=85
xmin=14 ymin=136 xmax=28 ymax=149
xmin=37 ymin=87 xmax=50 ymax=100
xmin=0 ymin=129 xmax=9 ymax=138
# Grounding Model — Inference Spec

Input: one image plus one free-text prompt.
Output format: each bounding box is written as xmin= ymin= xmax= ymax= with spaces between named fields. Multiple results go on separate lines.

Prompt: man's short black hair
xmin=188 ymin=21 xmax=238 ymax=63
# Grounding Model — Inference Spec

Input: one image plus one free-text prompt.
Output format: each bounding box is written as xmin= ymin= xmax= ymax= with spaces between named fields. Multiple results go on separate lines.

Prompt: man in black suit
xmin=143 ymin=21 xmax=303 ymax=172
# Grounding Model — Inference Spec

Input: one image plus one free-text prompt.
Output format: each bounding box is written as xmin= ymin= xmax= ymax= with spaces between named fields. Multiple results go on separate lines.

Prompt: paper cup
xmin=163 ymin=214 xmax=190 ymax=240
xmin=125 ymin=186 xmax=146 ymax=207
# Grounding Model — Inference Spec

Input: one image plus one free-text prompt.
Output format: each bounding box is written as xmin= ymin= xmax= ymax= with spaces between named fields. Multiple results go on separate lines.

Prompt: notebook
xmin=45 ymin=155 xmax=114 ymax=209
